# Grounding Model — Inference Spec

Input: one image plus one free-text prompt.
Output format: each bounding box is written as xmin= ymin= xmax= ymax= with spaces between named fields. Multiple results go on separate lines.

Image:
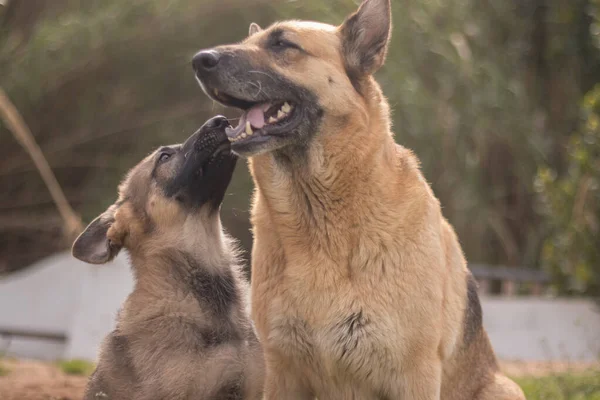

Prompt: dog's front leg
xmin=395 ymin=359 xmax=442 ymax=400
xmin=263 ymin=353 xmax=313 ymax=400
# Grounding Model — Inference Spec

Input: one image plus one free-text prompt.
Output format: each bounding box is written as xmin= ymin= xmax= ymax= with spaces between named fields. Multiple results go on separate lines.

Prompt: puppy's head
xmin=72 ymin=116 xmax=237 ymax=264
xmin=192 ymin=0 xmax=392 ymax=157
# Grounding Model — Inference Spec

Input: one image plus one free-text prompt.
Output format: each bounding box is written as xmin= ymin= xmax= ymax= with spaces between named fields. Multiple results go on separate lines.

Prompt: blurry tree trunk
xmin=1 ymin=0 xmax=47 ymax=45
xmin=524 ymin=0 xmax=596 ymax=154
xmin=0 ymin=87 xmax=82 ymax=240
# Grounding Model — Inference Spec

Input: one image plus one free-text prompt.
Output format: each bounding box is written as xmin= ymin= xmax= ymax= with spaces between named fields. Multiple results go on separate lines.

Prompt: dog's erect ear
xmin=72 ymin=206 xmax=123 ymax=265
xmin=340 ymin=0 xmax=392 ymax=78
xmin=249 ymin=22 xmax=262 ymax=36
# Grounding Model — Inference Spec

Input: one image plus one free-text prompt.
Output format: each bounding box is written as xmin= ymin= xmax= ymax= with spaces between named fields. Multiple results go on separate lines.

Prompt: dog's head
xmin=72 ymin=116 xmax=237 ymax=264
xmin=193 ymin=0 xmax=392 ymax=157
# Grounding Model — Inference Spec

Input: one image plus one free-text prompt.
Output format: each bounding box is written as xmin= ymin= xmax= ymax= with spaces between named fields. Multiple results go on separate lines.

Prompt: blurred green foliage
xmin=0 ymin=351 xmax=9 ymax=376
xmin=0 ymin=362 xmax=9 ymax=377
xmin=0 ymin=0 xmax=599 ymax=292
xmin=536 ymin=86 xmax=600 ymax=296
xmin=57 ymin=358 xmax=95 ymax=376
xmin=516 ymin=370 xmax=600 ymax=400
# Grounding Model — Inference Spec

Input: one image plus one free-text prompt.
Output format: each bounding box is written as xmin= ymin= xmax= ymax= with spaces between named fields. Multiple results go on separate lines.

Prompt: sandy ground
xmin=0 ymin=359 xmax=87 ymax=400
xmin=0 ymin=358 xmax=598 ymax=400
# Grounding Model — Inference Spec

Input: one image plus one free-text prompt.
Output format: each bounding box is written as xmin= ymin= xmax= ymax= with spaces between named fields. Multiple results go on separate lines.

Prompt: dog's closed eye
xmin=271 ymin=39 xmax=301 ymax=51
xmin=266 ymin=29 xmax=303 ymax=53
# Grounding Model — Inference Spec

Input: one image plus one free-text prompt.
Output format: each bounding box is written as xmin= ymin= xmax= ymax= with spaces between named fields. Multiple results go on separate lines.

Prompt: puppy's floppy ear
xmin=340 ymin=0 xmax=392 ymax=79
xmin=72 ymin=204 xmax=123 ymax=264
xmin=249 ymin=22 xmax=262 ymax=36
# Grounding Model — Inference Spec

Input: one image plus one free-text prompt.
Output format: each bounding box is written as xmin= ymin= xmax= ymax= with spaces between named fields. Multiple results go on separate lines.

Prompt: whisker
xmin=248 ymin=81 xmax=264 ymax=98
xmin=248 ymin=70 xmax=276 ymax=81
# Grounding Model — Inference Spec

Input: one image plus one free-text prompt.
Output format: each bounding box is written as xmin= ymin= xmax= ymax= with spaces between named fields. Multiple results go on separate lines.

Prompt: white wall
xmin=64 ymin=254 xmax=133 ymax=360
xmin=0 ymin=252 xmax=132 ymax=361
xmin=0 ymin=253 xmax=599 ymax=362
xmin=481 ymin=297 xmax=600 ymax=361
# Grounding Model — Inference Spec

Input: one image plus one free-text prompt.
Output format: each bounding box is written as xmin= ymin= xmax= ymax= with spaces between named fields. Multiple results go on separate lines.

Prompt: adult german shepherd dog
xmin=72 ymin=117 xmax=264 ymax=399
xmin=193 ymin=1 xmax=525 ymax=399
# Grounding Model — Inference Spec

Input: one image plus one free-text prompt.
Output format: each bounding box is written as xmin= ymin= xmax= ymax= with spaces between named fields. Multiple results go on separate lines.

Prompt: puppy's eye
xmin=158 ymin=152 xmax=172 ymax=163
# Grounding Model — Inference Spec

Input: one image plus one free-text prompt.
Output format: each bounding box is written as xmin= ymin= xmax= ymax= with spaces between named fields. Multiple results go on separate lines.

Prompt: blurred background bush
xmin=0 ymin=0 xmax=598 ymax=297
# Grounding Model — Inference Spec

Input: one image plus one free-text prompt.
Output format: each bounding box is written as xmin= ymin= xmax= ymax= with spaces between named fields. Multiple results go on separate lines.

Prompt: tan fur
xmin=73 ymin=146 xmax=264 ymax=400
xmin=207 ymin=2 xmax=525 ymax=399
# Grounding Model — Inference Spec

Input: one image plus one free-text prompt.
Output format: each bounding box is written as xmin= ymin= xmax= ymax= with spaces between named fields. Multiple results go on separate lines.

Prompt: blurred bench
xmin=0 ymin=327 xmax=68 ymax=359
xmin=0 ymin=328 xmax=67 ymax=343
xmin=470 ymin=264 xmax=551 ymax=296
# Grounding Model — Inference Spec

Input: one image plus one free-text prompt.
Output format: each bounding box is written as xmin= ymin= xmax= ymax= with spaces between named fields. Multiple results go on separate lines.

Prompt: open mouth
xmin=213 ymin=91 xmax=299 ymax=145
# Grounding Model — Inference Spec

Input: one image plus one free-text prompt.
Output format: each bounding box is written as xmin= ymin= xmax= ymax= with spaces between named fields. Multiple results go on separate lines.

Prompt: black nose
xmin=192 ymin=50 xmax=221 ymax=72
xmin=204 ymin=115 xmax=230 ymax=130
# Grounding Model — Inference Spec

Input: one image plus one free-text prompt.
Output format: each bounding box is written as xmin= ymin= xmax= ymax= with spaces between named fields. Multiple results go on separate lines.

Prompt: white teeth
xmin=214 ymin=89 xmax=219 ymax=96
xmin=241 ymin=133 xmax=247 ymax=138
xmin=264 ymin=102 xmax=293 ymax=125
xmin=245 ymin=121 xmax=253 ymax=135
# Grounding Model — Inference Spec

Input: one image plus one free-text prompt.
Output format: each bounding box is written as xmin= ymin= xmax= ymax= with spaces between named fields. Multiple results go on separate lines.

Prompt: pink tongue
xmin=245 ymin=103 xmax=270 ymax=129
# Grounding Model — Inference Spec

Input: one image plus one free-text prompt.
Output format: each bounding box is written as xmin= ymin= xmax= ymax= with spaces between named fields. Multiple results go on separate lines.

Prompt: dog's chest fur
xmin=251 ymin=209 xmax=446 ymax=394
xmin=256 ymin=254 xmax=436 ymax=397
xmin=269 ymin=298 xmax=396 ymax=381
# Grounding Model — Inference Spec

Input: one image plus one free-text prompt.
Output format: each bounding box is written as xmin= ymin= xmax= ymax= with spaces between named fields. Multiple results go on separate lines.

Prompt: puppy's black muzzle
xmin=167 ymin=116 xmax=237 ymax=210
xmin=182 ymin=115 xmax=230 ymax=155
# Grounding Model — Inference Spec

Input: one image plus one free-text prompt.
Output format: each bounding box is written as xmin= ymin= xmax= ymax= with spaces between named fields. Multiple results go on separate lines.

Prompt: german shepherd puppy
xmin=193 ymin=0 xmax=525 ymax=399
xmin=72 ymin=116 xmax=265 ymax=400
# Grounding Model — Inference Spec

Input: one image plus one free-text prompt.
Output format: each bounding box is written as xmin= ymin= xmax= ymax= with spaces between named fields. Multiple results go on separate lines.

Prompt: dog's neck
xmin=118 ymin=244 xmax=247 ymax=340
xmin=249 ymin=80 xmax=403 ymax=257
xmin=251 ymin=81 xmax=395 ymax=206
xmin=120 ymin=248 xmax=244 ymax=331
xmin=125 ymin=217 xmax=240 ymax=306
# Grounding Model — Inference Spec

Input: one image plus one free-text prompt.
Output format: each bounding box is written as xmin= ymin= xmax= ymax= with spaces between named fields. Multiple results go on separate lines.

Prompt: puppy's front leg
xmin=264 ymin=354 xmax=313 ymax=400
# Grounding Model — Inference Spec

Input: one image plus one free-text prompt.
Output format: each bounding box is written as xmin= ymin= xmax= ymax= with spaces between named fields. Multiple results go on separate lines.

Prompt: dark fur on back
xmin=463 ymin=274 xmax=483 ymax=346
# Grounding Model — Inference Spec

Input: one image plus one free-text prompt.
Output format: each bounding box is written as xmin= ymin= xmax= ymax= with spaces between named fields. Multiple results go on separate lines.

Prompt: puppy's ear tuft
xmin=249 ymin=22 xmax=262 ymax=37
xmin=72 ymin=207 xmax=122 ymax=264
xmin=340 ymin=0 xmax=392 ymax=79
